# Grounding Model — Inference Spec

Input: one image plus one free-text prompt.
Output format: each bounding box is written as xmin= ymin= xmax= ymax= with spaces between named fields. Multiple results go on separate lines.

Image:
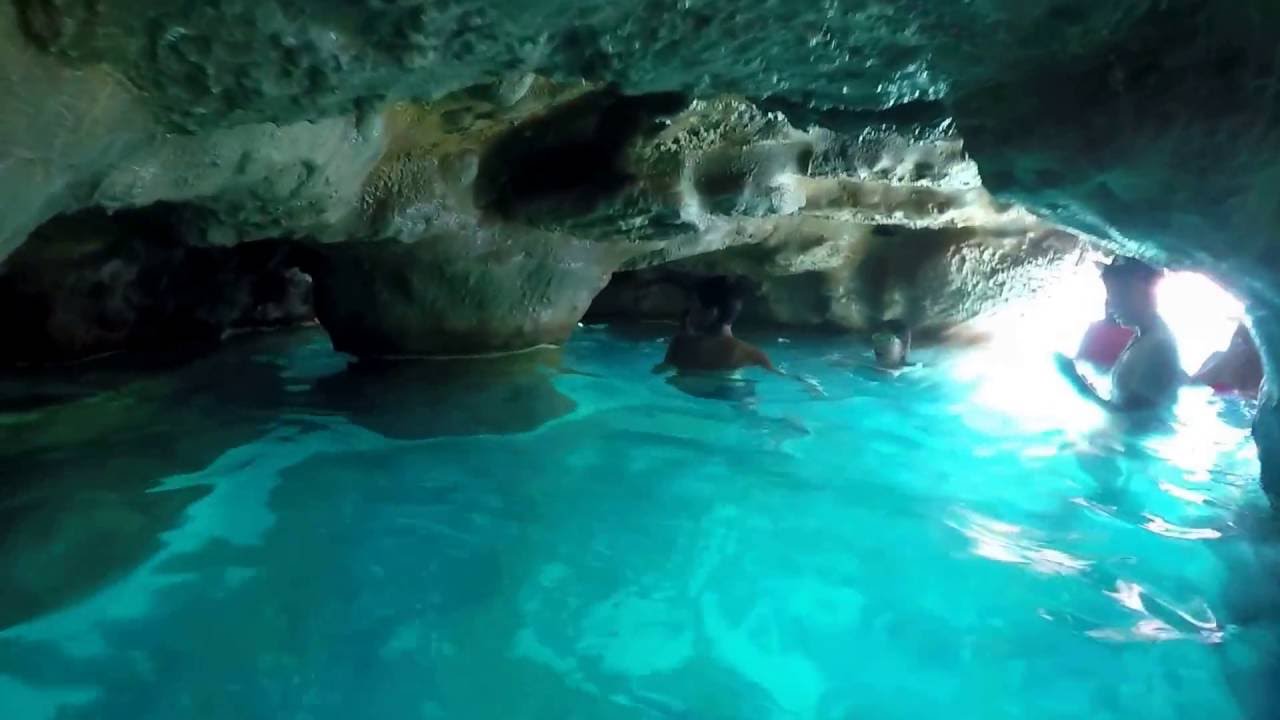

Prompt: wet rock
xmin=590 ymin=203 xmax=1081 ymax=334
xmin=0 ymin=1 xmax=1273 ymax=448
xmin=474 ymin=86 xmax=690 ymax=224
xmin=307 ymin=234 xmax=619 ymax=357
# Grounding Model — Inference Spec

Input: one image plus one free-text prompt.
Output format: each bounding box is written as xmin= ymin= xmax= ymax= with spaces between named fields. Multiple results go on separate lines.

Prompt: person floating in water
xmin=1192 ymin=322 xmax=1263 ymax=397
xmin=652 ymin=279 xmax=779 ymax=376
xmin=828 ymin=319 xmax=923 ymax=377
xmin=1055 ymin=256 xmax=1182 ymax=412
xmin=871 ymin=319 xmax=913 ymax=371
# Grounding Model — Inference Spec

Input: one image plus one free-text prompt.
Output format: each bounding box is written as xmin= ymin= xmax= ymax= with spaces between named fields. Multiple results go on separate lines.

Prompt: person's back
xmin=1110 ymin=318 xmax=1182 ymax=409
xmin=660 ymin=330 xmax=776 ymax=374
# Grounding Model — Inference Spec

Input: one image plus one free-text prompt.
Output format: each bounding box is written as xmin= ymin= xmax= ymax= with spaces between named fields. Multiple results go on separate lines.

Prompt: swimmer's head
xmin=696 ymin=276 xmax=736 ymax=312
xmin=695 ymin=275 xmax=746 ymax=334
xmin=872 ymin=319 xmax=910 ymax=369
xmin=1100 ymin=256 xmax=1162 ymax=327
xmin=711 ymin=295 xmax=744 ymax=334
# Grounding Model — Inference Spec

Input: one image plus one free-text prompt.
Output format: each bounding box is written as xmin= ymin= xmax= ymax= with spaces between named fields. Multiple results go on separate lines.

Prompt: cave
xmin=2 ymin=1 xmax=1280 ymax=718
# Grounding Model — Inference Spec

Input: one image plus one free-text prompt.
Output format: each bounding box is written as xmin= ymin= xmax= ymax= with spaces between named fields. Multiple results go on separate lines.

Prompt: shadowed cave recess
xmin=2 ymin=1 xmax=1280 ymax=718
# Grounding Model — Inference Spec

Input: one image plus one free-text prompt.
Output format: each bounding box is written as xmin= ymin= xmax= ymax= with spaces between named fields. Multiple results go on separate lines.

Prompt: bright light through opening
xmin=1156 ymin=272 xmax=1245 ymax=375
xmin=951 ymin=258 xmax=1246 ymax=433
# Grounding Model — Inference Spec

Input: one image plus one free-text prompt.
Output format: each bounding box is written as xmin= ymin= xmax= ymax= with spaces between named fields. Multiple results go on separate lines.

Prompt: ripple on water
xmin=0 ymin=326 xmax=1274 ymax=719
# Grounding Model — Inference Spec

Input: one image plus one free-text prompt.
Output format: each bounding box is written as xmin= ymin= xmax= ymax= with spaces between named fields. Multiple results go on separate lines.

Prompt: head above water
xmin=1099 ymin=256 xmax=1163 ymax=328
xmin=872 ymin=319 xmax=911 ymax=368
xmin=695 ymin=275 xmax=746 ymax=333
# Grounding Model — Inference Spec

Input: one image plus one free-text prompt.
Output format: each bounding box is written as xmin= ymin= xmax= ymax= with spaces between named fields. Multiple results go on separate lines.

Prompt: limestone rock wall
xmin=1 ymin=2 xmax=1276 ymax=443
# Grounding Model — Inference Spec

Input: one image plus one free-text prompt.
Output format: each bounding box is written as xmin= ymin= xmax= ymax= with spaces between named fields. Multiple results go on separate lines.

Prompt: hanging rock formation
xmin=2 ymin=0 xmax=1279 ymax=493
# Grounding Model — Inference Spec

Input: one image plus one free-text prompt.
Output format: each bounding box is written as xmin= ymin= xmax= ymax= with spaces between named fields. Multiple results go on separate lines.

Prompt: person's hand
xmin=1054 ymin=352 xmax=1093 ymax=394
xmin=1053 ymin=352 xmax=1079 ymax=379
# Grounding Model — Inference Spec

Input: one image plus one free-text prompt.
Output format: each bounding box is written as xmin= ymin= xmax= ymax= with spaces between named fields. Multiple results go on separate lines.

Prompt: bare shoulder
xmin=1129 ymin=325 xmax=1181 ymax=369
xmin=733 ymin=338 xmax=776 ymax=371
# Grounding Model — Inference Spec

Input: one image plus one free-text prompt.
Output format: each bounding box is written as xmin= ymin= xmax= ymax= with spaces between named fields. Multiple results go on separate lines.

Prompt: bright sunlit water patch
xmin=0 ymin=325 xmax=1275 ymax=720
xmin=955 ymin=262 xmax=1248 ymax=433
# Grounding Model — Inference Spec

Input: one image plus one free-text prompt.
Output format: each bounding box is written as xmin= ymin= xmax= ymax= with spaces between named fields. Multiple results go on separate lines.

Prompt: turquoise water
xmin=0 ymin=324 xmax=1277 ymax=719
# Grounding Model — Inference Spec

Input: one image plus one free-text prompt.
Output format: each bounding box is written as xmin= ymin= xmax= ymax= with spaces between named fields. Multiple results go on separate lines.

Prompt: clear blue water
xmin=1 ymin=325 xmax=1277 ymax=719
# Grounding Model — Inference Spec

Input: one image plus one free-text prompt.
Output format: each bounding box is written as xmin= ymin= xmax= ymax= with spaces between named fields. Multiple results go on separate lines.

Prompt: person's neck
xmin=1128 ymin=308 xmax=1161 ymax=335
xmin=716 ymin=324 xmax=733 ymax=337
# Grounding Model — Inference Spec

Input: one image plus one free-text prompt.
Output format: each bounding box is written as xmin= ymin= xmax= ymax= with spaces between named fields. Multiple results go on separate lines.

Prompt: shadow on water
xmin=0 ymin=344 xmax=281 ymax=631
xmin=0 ymin=328 xmax=577 ymax=633
xmin=298 ymin=348 xmax=577 ymax=441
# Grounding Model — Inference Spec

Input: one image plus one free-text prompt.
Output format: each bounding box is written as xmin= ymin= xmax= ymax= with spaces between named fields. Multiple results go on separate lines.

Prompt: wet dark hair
xmin=877 ymin=319 xmax=911 ymax=343
xmin=873 ymin=319 xmax=911 ymax=368
xmin=680 ymin=308 xmax=696 ymax=334
xmin=696 ymin=276 xmax=738 ymax=310
xmin=696 ymin=275 xmax=745 ymax=330
xmin=1100 ymin=256 xmax=1162 ymax=285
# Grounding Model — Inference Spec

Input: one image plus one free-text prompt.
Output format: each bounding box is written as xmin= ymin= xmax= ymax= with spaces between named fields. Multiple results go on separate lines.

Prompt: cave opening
xmin=2 ymin=10 xmax=1279 ymax=712
xmin=0 ymin=204 xmax=318 ymax=370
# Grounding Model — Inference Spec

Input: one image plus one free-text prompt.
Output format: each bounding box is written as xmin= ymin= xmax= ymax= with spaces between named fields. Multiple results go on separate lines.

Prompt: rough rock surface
xmin=3 ymin=0 xmax=1280 ymax=490
xmin=1 ymin=61 xmax=1081 ymax=358
xmin=590 ymin=212 xmax=1080 ymax=334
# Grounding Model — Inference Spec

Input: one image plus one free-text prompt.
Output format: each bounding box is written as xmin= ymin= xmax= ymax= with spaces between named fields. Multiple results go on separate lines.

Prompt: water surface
xmin=0 ymin=325 xmax=1276 ymax=719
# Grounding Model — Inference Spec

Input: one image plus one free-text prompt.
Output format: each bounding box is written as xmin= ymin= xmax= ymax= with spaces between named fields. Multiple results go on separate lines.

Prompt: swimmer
xmin=653 ymin=276 xmax=827 ymax=401
xmin=652 ymin=298 xmax=780 ymax=376
xmin=872 ymin=319 xmax=912 ymax=371
xmin=1055 ymin=257 xmax=1182 ymax=412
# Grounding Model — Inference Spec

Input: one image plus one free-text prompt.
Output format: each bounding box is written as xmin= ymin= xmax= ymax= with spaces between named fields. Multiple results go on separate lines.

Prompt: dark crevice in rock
xmin=0 ymin=205 xmax=315 ymax=367
xmin=588 ymin=219 xmax=1033 ymax=338
xmin=473 ymin=86 xmax=689 ymax=224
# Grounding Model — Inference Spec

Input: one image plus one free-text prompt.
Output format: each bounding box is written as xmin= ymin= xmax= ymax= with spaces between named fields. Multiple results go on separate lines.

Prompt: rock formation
xmin=1 ymin=0 xmax=1278 ymax=495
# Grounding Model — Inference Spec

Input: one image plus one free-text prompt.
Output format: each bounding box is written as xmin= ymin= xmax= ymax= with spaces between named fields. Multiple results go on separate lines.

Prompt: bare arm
xmin=652 ymin=337 xmax=679 ymax=374
xmin=750 ymin=345 xmax=827 ymax=397
xmin=750 ymin=347 xmax=785 ymax=376
xmin=1056 ymin=352 xmax=1113 ymax=409
xmin=1056 ymin=350 xmax=1173 ymax=413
